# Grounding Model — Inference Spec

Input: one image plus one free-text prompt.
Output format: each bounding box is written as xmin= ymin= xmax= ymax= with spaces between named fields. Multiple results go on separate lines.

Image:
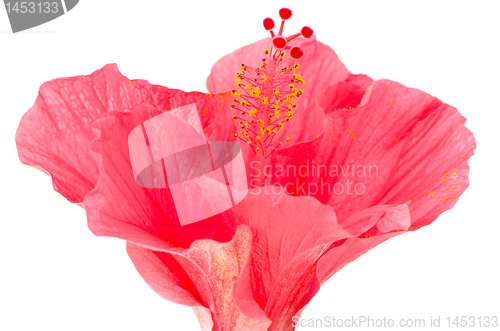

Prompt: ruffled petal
xmin=84 ymin=93 xmax=241 ymax=250
xmin=232 ymin=188 xmax=351 ymax=331
xmin=15 ymin=64 xmax=155 ymax=203
xmin=316 ymin=232 xmax=401 ymax=285
xmin=126 ymin=242 xmax=200 ymax=306
xmin=267 ymin=79 xmax=475 ymax=228
xmin=128 ymin=226 xmax=272 ymax=331
xmin=315 ymin=203 xmax=411 ymax=284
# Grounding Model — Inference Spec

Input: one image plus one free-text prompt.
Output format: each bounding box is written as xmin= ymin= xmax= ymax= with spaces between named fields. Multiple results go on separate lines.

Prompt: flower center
xmin=231 ymin=8 xmax=313 ymax=187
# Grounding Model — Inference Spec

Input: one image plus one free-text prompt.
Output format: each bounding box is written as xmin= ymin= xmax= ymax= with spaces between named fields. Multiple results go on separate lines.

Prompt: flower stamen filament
xmin=231 ymin=8 xmax=313 ymax=187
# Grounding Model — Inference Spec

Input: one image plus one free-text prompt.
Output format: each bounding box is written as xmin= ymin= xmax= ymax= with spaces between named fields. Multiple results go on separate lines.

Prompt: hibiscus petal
xmin=316 ymin=232 xmax=402 ymax=285
xmin=232 ymin=188 xmax=351 ymax=331
xmin=128 ymin=225 xmax=271 ymax=331
xmin=84 ymin=94 xmax=241 ymax=250
xmin=192 ymin=306 xmax=214 ymax=331
xmin=316 ymin=203 xmax=411 ymax=283
xmin=126 ymin=242 xmax=200 ymax=306
xmin=15 ymin=64 xmax=155 ymax=203
xmin=325 ymin=80 xmax=476 ymax=225
xmin=268 ymin=79 xmax=475 ymax=228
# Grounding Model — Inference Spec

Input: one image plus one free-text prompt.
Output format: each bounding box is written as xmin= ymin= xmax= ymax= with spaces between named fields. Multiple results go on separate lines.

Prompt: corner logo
xmin=3 ymin=0 xmax=79 ymax=33
xmin=128 ymin=104 xmax=248 ymax=226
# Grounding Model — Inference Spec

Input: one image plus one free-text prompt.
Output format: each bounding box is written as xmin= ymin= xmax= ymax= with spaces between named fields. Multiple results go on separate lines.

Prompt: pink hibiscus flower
xmin=15 ymin=8 xmax=475 ymax=331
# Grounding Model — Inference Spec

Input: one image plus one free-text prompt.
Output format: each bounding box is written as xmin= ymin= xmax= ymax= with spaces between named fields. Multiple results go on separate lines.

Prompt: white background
xmin=1 ymin=1 xmax=499 ymax=330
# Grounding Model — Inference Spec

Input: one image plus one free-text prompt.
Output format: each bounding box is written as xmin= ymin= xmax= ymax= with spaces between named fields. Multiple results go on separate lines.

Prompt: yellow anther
xmin=264 ymin=49 xmax=269 ymax=54
xmin=251 ymin=87 xmax=261 ymax=97
xmin=230 ymin=57 xmax=306 ymax=151
xmin=234 ymin=71 xmax=245 ymax=82
xmin=293 ymin=73 xmax=305 ymax=86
